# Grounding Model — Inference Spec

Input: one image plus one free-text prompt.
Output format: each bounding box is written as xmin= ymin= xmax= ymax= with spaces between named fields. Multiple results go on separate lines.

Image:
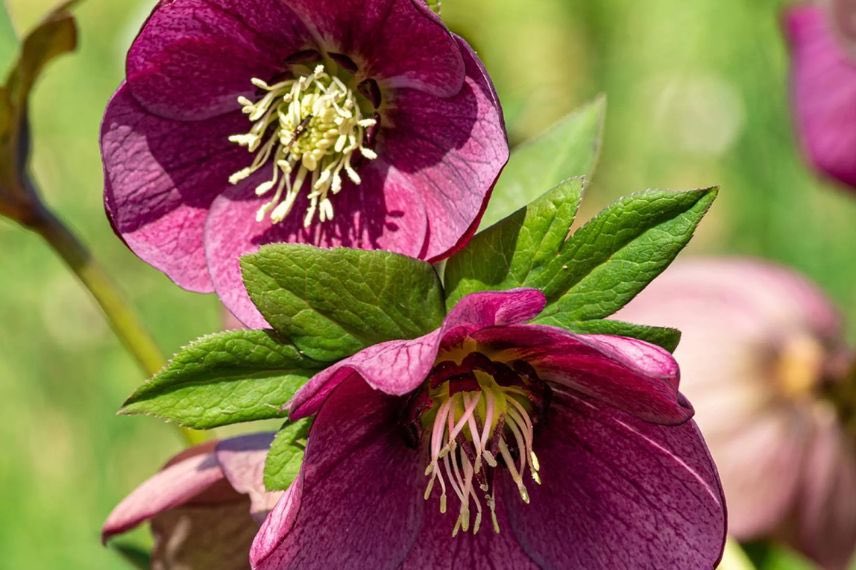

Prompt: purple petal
xmin=102 ymin=85 xmax=247 ymax=292
xmin=287 ymin=0 xmax=464 ymax=97
xmin=785 ymin=5 xmax=856 ymax=189
xmin=102 ymin=443 xmax=226 ymax=541
xmin=215 ymin=433 xmax=281 ymax=521
xmin=126 ymin=0 xmax=312 ymax=120
xmin=203 ymin=163 xmax=429 ymax=327
xmin=252 ymin=377 xmax=423 ymax=570
xmin=399 ymin=483 xmax=539 ymax=569
xmin=506 ymin=391 xmax=726 ymax=569
xmin=791 ymin=407 xmax=856 ymax=570
xmin=473 ymin=324 xmax=691 ymax=425
xmin=289 ymin=289 xmax=546 ymax=419
xmin=381 ymin=37 xmax=508 ymax=261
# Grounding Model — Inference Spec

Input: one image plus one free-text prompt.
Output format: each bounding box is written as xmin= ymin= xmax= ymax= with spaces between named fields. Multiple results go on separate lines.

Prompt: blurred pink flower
xmin=617 ymin=257 xmax=856 ymax=569
xmin=103 ymin=433 xmax=278 ymax=570
xmin=785 ymin=3 xmax=856 ymax=191
xmin=251 ymin=289 xmax=726 ymax=569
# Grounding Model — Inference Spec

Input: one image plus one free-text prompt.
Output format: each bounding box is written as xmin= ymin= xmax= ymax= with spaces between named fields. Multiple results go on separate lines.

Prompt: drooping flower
xmin=617 ymin=258 xmax=856 ymax=570
xmin=785 ymin=2 xmax=856 ymax=191
xmin=103 ymin=433 xmax=278 ymax=569
xmin=251 ymin=289 xmax=726 ymax=569
xmin=101 ymin=0 xmax=508 ymax=327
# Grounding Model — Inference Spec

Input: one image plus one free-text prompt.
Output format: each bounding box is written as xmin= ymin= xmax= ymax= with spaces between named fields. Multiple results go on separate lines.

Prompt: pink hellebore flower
xmin=252 ymin=289 xmax=727 ymax=569
xmin=101 ymin=0 xmax=508 ymax=327
xmin=617 ymin=258 xmax=856 ymax=570
xmin=103 ymin=433 xmax=278 ymax=570
xmin=785 ymin=2 xmax=856 ymax=191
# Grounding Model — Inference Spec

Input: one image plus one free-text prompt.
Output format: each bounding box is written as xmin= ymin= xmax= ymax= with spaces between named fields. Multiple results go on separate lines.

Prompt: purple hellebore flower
xmin=785 ymin=2 xmax=856 ymax=191
xmin=101 ymin=0 xmax=508 ymax=327
xmin=251 ymin=289 xmax=727 ymax=569
xmin=103 ymin=433 xmax=279 ymax=569
xmin=617 ymin=258 xmax=856 ymax=570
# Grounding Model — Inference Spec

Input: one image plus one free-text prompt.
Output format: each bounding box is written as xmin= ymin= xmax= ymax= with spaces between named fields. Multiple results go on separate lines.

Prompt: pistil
xmin=228 ymin=65 xmax=377 ymax=227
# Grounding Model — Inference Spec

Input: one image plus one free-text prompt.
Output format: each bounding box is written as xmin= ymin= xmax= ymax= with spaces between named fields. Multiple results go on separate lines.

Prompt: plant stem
xmin=26 ymin=204 xmax=207 ymax=446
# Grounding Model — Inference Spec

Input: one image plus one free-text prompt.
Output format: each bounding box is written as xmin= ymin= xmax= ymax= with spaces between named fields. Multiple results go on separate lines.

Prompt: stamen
xmin=229 ymin=64 xmax=378 ymax=226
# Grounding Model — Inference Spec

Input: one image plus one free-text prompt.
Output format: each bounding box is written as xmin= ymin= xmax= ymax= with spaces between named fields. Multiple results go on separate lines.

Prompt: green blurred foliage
xmin=0 ymin=0 xmax=852 ymax=568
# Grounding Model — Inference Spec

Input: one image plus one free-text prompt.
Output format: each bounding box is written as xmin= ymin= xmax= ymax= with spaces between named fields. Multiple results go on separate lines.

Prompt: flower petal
xmin=252 ymin=377 xmax=424 ymax=570
xmin=380 ymin=37 xmax=508 ymax=261
xmin=790 ymin=405 xmax=856 ymax=570
xmin=126 ymin=0 xmax=312 ymax=120
xmin=506 ymin=391 xmax=726 ymax=569
xmin=289 ymin=289 xmax=546 ymax=419
xmin=102 ymin=84 xmax=248 ymax=292
xmin=203 ymin=163 xmax=429 ymax=327
xmin=151 ymin=501 xmax=258 ymax=570
xmin=399 ymin=481 xmax=539 ymax=569
xmin=287 ymin=0 xmax=464 ymax=96
xmin=215 ymin=433 xmax=281 ymax=521
xmin=473 ymin=324 xmax=691 ymax=424
xmin=102 ymin=442 xmax=226 ymax=541
xmin=785 ymin=5 xmax=856 ymax=189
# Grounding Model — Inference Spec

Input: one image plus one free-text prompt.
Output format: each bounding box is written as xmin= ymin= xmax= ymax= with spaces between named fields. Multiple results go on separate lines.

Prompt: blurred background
xmin=0 ymin=0 xmax=853 ymax=567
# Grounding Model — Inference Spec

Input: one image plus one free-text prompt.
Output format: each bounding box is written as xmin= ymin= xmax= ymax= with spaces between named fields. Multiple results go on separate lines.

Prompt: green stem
xmin=26 ymin=204 xmax=206 ymax=446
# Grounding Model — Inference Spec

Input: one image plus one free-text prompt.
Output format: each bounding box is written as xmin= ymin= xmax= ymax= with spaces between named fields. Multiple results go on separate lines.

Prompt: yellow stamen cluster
xmin=228 ymin=65 xmax=377 ymax=227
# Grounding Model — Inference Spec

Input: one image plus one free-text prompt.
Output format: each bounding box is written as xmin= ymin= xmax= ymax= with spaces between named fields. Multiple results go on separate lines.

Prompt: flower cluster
xmin=101 ymin=0 xmax=729 ymax=568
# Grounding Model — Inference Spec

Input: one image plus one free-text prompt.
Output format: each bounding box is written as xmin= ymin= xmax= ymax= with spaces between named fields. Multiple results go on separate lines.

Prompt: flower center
xmin=228 ymin=64 xmax=378 ymax=227
xmin=409 ymin=349 xmax=549 ymax=536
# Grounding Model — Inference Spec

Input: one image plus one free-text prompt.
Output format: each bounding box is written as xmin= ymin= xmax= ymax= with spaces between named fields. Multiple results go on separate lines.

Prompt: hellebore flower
xmin=617 ymin=258 xmax=856 ymax=570
xmin=103 ymin=433 xmax=278 ymax=569
xmin=251 ymin=289 xmax=727 ymax=569
xmin=785 ymin=2 xmax=856 ymax=191
xmin=101 ymin=0 xmax=508 ymax=327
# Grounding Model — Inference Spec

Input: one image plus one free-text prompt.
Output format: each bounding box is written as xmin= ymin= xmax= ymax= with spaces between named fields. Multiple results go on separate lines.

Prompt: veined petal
xmin=506 ymin=391 xmax=726 ymax=569
xmin=215 ymin=433 xmax=281 ymax=521
xmin=252 ymin=377 xmax=423 ymax=570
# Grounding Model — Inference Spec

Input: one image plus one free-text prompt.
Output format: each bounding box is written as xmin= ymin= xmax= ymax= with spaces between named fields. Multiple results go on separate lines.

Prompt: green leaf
xmin=537 ymin=188 xmax=717 ymax=321
xmin=480 ymin=96 xmax=605 ymax=227
xmin=264 ymin=419 xmax=311 ymax=491
xmin=444 ymin=177 xmax=584 ymax=308
xmin=241 ymin=245 xmax=446 ymax=362
xmin=533 ymin=316 xmax=682 ymax=353
xmin=121 ymin=330 xmax=323 ymax=429
xmin=110 ymin=542 xmax=151 ymax=570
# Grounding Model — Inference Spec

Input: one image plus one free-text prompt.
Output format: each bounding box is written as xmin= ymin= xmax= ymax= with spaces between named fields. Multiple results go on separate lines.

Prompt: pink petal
xmin=102 ymin=443 xmax=226 ymax=541
xmin=473 ymin=324 xmax=691 ymax=425
xmin=381 ymin=37 xmax=508 ymax=261
xmin=126 ymin=0 xmax=311 ymax=120
xmin=785 ymin=5 xmax=856 ymax=189
xmin=506 ymin=391 xmax=726 ymax=569
xmin=286 ymin=0 xmax=464 ymax=97
xmin=102 ymin=84 xmax=247 ymax=292
xmin=791 ymin=405 xmax=856 ymax=570
xmin=215 ymin=433 xmax=282 ymax=521
xmin=252 ymin=377 xmax=424 ymax=570
xmin=289 ymin=289 xmax=546 ymax=419
xmin=203 ymin=163 xmax=429 ymax=327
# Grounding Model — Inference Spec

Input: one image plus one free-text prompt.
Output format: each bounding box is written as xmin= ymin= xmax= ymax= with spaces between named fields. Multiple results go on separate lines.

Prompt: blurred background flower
xmin=0 ymin=0 xmax=855 ymax=568
xmin=617 ymin=258 xmax=856 ymax=569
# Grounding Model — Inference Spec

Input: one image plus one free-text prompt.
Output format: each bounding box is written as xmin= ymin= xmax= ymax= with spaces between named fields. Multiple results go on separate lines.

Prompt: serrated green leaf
xmin=121 ymin=330 xmax=323 ymax=429
xmin=480 ymin=96 xmax=605 ymax=227
xmin=537 ymin=188 xmax=717 ymax=321
xmin=241 ymin=245 xmax=446 ymax=362
xmin=264 ymin=419 xmax=311 ymax=491
xmin=444 ymin=177 xmax=584 ymax=308
xmin=533 ymin=316 xmax=682 ymax=353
